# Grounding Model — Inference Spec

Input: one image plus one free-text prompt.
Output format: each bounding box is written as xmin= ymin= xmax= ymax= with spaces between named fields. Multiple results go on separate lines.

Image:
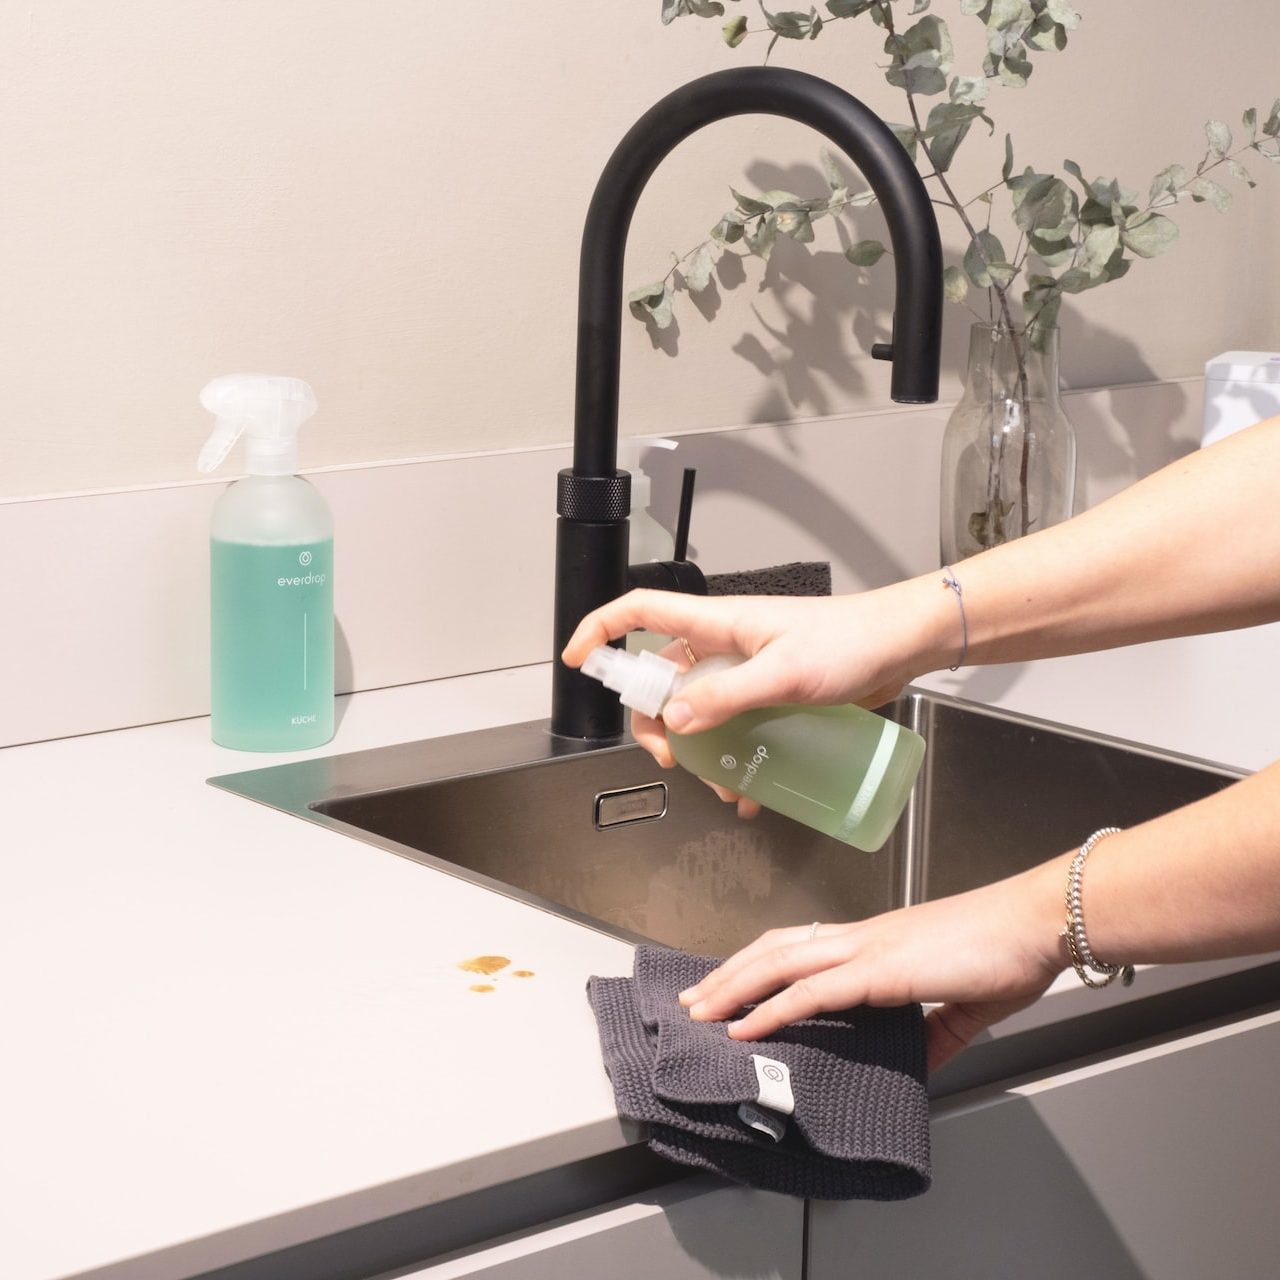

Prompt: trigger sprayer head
xmin=198 ymin=374 xmax=318 ymax=476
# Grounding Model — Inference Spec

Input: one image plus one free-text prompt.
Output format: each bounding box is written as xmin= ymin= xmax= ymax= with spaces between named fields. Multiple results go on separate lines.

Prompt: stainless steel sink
xmin=210 ymin=688 xmax=1242 ymax=956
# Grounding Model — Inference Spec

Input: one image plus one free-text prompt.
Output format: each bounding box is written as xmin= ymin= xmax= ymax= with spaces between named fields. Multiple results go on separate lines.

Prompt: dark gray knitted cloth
xmin=586 ymin=946 xmax=930 ymax=1201
xmin=705 ymin=561 xmax=831 ymax=598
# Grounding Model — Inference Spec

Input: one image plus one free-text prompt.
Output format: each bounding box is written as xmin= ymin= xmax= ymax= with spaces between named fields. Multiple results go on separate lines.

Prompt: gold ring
xmin=678 ymin=637 xmax=699 ymax=666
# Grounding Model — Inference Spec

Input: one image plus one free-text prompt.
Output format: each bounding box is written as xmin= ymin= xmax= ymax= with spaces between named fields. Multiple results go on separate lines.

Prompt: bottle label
xmin=211 ymin=538 xmax=334 ymax=747
xmin=833 ymin=718 xmax=901 ymax=843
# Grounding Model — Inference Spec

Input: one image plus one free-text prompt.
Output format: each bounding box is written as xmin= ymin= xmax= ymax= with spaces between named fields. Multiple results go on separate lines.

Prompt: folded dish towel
xmin=586 ymin=946 xmax=930 ymax=1201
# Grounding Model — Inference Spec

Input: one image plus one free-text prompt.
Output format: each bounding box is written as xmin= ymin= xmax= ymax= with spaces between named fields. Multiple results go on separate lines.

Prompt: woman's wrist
xmin=878 ymin=571 xmax=971 ymax=680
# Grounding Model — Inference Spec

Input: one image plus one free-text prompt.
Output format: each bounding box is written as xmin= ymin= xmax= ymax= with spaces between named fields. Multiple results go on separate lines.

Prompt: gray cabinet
xmin=389 ymin=1175 xmax=803 ymax=1280
xmin=809 ymin=1009 xmax=1280 ymax=1280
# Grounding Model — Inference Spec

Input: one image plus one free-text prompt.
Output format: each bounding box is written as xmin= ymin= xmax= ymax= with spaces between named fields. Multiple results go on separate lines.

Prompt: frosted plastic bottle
xmin=581 ymin=646 xmax=924 ymax=852
xmin=198 ymin=375 xmax=334 ymax=751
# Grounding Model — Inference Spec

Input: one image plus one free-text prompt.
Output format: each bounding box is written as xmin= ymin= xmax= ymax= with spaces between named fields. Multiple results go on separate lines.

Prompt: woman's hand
xmin=677 ymin=859 xmax=1070 ymax=1073
xmin=562 ymin=579 xmax=952 ymax=769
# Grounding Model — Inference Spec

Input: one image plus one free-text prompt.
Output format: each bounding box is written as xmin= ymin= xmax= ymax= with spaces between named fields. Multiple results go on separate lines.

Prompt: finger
xmin=736 ymin=797 xmax=762 ymax=821
xmin=677 ymin=923 xmax=822 ymax=1007
xmin=629 ymin=709 xmax=676 ymax=769
xmin=726 ymin=966 xmax=868 ymax=1040
xmin=561 ymin=590 xmax=744 ymax=668
xmin=663 ymin=649 xmax=793 ymax=734
xmin=687 ymin=932 xmax=855 ymax=1022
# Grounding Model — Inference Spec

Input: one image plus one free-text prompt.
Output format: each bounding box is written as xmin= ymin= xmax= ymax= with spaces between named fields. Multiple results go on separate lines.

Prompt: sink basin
xmin=210 ymin=689 xmax=1242 ymax=956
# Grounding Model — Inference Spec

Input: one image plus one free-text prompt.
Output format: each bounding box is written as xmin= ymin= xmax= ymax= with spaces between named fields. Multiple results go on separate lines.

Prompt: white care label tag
xmin=751 ymin=1053 xmax=796 ymax=1115
xmin=738 ymin=1101 xmax=788 ymax=1143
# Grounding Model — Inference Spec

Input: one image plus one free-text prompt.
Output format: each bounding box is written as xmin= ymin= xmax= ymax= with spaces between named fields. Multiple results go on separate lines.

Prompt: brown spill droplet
xmin=469 ymin=983 xmax=496 ymax=994
xmin=458 ymin=955 xmax=510 ymax=976
xmin=512 ymin=970 xmax=535 ymax=978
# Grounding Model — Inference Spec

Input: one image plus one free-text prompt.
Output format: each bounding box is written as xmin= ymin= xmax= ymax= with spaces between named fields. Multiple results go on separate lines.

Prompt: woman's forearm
xmin=907 ymin=415 xmax=1280 ymax=676
xmin=1024 ymin=759 xmax=1280 ymax=972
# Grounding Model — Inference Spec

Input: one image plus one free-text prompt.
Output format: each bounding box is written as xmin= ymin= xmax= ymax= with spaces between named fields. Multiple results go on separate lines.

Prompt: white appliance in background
xmin=1202 ymin=351 xmax=1280 ymax=446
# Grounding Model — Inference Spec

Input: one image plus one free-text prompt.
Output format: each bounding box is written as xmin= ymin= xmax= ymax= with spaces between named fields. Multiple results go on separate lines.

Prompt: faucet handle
xmin=673 ymin=466 xmax=696 ymax=561
xmin=627 ymin=465 xmax=707 ymax=596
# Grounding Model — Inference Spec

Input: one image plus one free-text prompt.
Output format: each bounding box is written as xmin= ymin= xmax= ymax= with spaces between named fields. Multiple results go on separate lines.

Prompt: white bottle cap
xmin=581 ymin=645 xmax=680 ymax=719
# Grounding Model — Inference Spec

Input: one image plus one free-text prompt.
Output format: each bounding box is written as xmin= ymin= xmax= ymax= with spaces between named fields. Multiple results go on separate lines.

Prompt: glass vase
xmin=940 ymin=323 xmax=1077 ymax=564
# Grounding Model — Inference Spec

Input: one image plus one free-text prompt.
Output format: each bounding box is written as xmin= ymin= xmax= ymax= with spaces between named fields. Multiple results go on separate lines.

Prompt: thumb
xmin=663 ymin=653 xmax=789 ymax=734
xmin=924 ymin=993 xmax=1044 ymax=1074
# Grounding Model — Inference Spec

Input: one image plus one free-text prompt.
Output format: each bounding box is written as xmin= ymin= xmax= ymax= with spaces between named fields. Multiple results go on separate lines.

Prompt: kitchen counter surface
xmin=6 ymin=625 xmax=1280 ymax=1280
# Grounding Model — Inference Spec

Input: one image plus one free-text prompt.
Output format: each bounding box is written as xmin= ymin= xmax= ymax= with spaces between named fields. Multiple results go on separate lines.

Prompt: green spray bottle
xmin=581 ymin=645 xmax=924 ymax=852
xmin=198 ymin=374 xmax=333 ymax=751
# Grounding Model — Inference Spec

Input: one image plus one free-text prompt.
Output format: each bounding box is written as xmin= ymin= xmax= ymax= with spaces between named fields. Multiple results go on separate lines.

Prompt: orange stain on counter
xmin=512 ymin=970 xmax=535 ymax=978
xmin=457 ymin=955 xmax=510 ymax=976
xmin=469 ymin=984 xmax=496 ymax=994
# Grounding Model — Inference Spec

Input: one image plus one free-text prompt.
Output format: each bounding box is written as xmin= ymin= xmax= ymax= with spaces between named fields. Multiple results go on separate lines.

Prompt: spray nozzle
xmin=198 ymin=374 xmax=318 ymax=477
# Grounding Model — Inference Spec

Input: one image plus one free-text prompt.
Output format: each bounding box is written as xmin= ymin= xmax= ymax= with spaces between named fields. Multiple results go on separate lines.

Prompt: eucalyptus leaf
xmin=684 ymin=244 xmax=717 ymax=293
xmin=962 ymin=229 xmax=1010 ymax=288
xmin=922 ymin=102 xmax=991 ymax=172
xmin=959 ymin=0 xmax=987 ymax=15
xmin=1002 ymin=133 xmax=1015 ymax=182
xmin=761 ymin=4 xmax=820 ymax=39
xmin=825 ymin=0 xmax=877 ymax=15
xmin=1045 ymin=0 xmax=1081 ymax=29
xmin=949 ymin=74 xmax=988 ymax=105
xmin=1024 ymin=13 xmax=1059 ymax=52
xmin=846 ymin=239 xmax=887 ymax=266
xmin=711 ymin=211 xmax=746 ymax=244
xmin=889 ymin=121 xmax=919 ymax=161
xmin=820 ymin=149 xmax=845 ymax=192
xmin=731 ymin=187 xmax=773 ymax=216
xmin=1149 ymin=163 xmax=1188 ymax=206
xmin=988 ymin=0 xmax=1032 ymax=28
xmin=1028 ymin=230 xmax=1075 ymax=268
xmin=1077 ymin=222 xmax=1120 ymax=276
xmin=745 ymin=213 xmax=778 ymax=260
xmin=884 ymin=15 xmax=954 ymax=98
xmin=998 ymin=46 xmax=1033 ymax=88
xmin=943 ymin=264 xmax=969 ymax=303
xmin=1190 ymin=177 xmax=1232 ymax=211
xmin=1229 ymin=158 xmax=1257 ymax=187
xmin=1120 ymin=211 xmax=1178 ymax=258
xmin=661 ymin=0 xmax=725 ymax=22
xmin=1264 ymin=99 xmax=1280 ymax=138
xmin=1012 ymin=174 xmax=1074 ymax=236
xmin=723 ymin=14 xmax=749 ymax=45
xmin=628 ymin=280 xmax=674 ymax=328
xmin=1205 ymin=120 xmax=1232 ymax=157
xmin=1243 ymin=106 xmax=1258 ymax=141
xmin=912 ymin=0 xmax=931 ymax=11
xmin=774 ymin=207 xmax=816 ymax=242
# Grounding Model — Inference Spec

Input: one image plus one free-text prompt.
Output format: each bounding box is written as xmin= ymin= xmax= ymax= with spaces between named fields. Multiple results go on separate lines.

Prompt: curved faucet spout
xmin=552 ymin=67 xmax=943 ymax=741
xmin=575 ymin=67 xmax=944 ymax=476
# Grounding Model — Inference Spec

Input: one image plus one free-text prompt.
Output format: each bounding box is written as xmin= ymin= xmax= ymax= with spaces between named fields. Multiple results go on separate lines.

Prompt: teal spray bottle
xmin=198 ymin=374 xmax=334 ymax=751
xmin=581 ymin=646 xmax=924 ymax=852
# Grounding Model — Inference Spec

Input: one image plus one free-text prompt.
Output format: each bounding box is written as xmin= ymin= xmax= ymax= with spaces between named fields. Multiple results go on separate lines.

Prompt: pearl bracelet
xmin=1060 ymin=827 xmax=1136 ymax=989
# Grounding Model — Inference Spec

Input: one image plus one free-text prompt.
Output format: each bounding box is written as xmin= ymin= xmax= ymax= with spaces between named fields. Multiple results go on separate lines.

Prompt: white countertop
xmin=5 ymin=626 xmax=1280 ymax=1280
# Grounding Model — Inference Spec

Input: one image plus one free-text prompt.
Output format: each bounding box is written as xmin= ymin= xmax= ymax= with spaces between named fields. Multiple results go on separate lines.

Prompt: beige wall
xmin=2 ymin=1 xmax=1277 ymax=499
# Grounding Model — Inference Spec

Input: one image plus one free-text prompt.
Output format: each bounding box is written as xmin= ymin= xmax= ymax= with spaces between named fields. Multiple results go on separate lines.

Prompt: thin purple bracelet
xmin=941 ymin=566 xmax=968 ymax=671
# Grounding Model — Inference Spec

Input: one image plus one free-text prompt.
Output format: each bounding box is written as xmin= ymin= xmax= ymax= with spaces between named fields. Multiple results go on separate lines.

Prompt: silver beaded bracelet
xmin=1060 ymin=827 xmax=1136 ymax=989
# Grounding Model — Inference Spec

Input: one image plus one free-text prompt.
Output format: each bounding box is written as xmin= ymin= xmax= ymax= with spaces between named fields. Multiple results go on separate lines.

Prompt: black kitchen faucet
xmin=551 ymin=67 xmax=944 ymax=742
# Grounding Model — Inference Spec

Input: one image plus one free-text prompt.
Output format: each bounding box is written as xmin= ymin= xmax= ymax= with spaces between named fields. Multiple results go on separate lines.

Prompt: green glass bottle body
xmin=667 ymin=661 xmax=924 ymax=852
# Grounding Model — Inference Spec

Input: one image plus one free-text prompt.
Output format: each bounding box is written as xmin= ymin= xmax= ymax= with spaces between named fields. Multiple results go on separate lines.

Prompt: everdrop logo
xmin=720 ymin=754 xmax=737 ymax=771
xmin=298 ymin=550 xmax=313 ymax=566
xmin=737 ymin=744 xmax=770 ymax=792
